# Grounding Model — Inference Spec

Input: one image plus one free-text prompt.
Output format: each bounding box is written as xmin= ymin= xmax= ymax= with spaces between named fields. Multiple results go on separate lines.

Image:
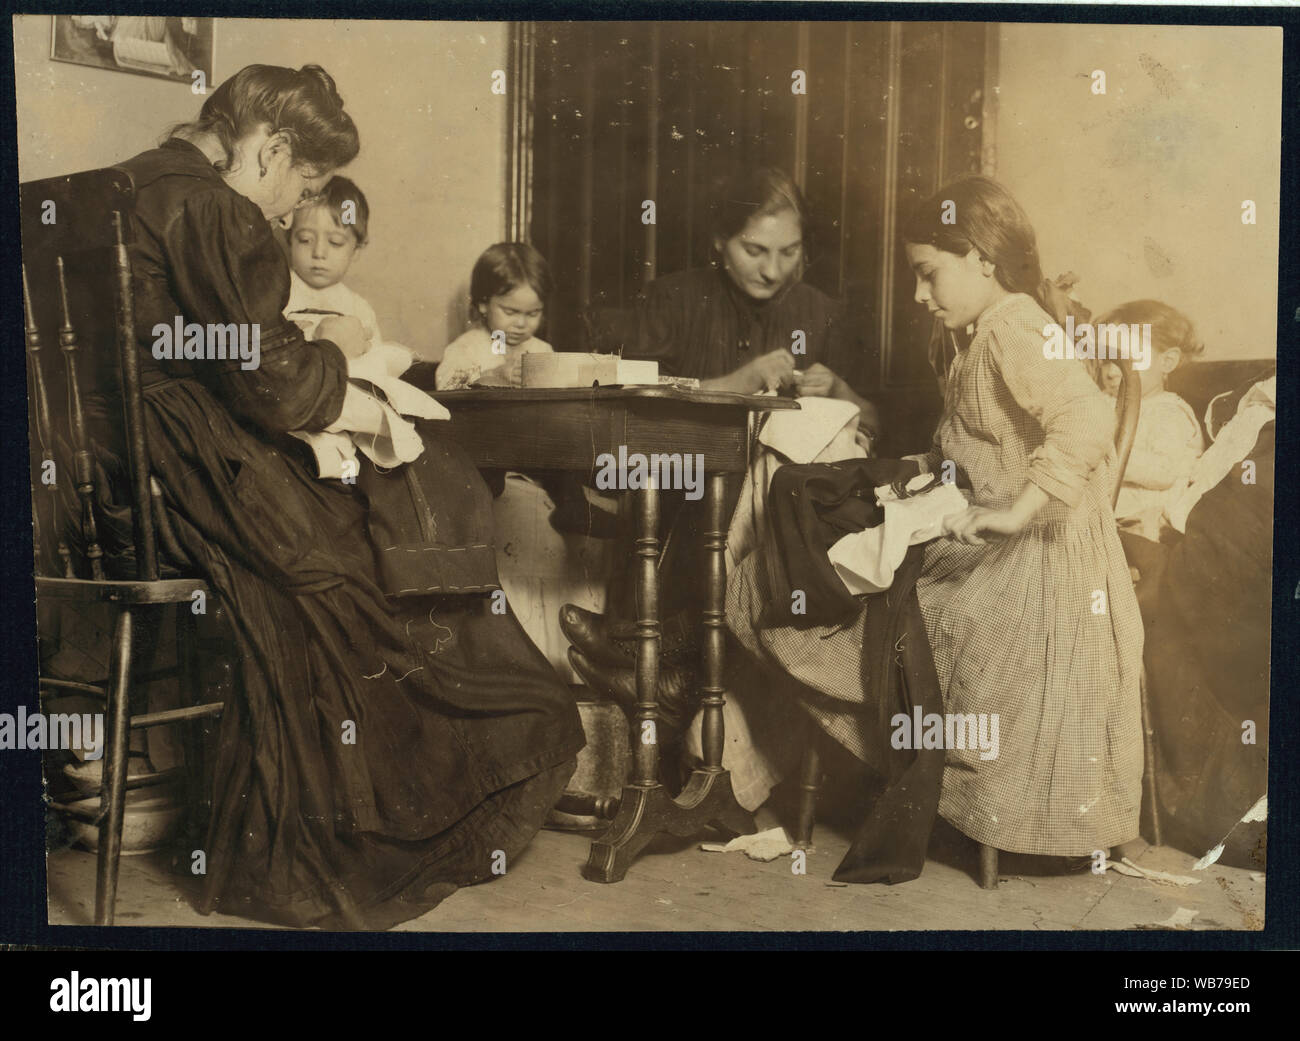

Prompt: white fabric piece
xmin=349 ymin=403 xmax=427 ymax=470
xmin=1109 ymin=858 xmax=1201 ymax=887
xmin=287 ymin=430 xmax=356 ymax=480
xmin=700 ymin=826 xmax=795 ymax=862
xmin=1164 ymin=376 xmax=1275 ymax=533
xmin=303 ymin=382 xmax=428 ymax=475
xmin=758 ymin=397 xmax=865 ymax=465
xmin=346 ymin=349 xmax=450 ymax=423
xmin=285 ymin=274 xmax=443 ymax=478
xmin=828 ymin=482 xmax=969 ymax=595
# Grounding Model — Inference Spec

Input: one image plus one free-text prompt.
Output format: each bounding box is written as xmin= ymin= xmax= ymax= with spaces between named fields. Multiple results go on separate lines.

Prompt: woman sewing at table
xmin=563 ymin=167 xmax=881 ymax=742
xmin=603 ymin=166 xmax=878 ymax=413
xmin=99 ymin=63 xmax=583 ymax=930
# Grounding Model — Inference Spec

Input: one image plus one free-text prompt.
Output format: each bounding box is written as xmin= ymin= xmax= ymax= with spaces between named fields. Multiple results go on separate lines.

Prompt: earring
xmin=259 ymin=163 xmax=267 ymax=179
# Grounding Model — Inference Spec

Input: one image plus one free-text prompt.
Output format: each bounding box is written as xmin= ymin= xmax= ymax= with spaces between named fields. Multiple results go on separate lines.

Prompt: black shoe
xmin=559 ymin=604 xmax=699 ymax=668
xmin=567 ymin=648 xmax=700 ymax=736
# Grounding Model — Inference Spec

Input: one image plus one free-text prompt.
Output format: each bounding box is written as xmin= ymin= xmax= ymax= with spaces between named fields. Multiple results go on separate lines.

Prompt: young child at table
xmin=436 ymin=243 xmax=554 ymax=389
xmin=284 ymin=176 xmax=414 ymax=374
xmin=435 ymin=242 xmax=606 ymax=682
xmin=281 ymin=178 xmax=502 ymax=601
xmin=1095 ymin=300 xmax=1205 ymax=541
xmin=281 ymin=176 xmax=435 ymax=475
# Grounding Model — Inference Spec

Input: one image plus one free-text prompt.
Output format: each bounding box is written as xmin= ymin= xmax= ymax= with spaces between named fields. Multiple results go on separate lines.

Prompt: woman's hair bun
xmin=298 ymin=64 xmax=345 ymax=111
xmin=166 ymin=63 xmax=359 ymax=173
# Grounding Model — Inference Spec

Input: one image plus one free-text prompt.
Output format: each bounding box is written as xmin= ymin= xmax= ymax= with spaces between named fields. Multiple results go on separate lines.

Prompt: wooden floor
xmin=47 ymin=816 xmax=1265 ymax=933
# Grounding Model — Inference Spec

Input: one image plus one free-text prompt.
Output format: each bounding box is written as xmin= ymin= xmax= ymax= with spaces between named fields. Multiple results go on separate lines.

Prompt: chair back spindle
xmin=55 ymin=256 xmax=105 ymax=581
xmin=112 ymin=211 xmax=158 ymax=582
xmin=23 ymin=263 xmax=70 ymax=576
xmin=24 ymin=167 xmax=226 ymax=928
xmin=1110 ymin=355 xmax=1142 ymax=510
xmin=21 ymin=168 xmax=161 ymax=582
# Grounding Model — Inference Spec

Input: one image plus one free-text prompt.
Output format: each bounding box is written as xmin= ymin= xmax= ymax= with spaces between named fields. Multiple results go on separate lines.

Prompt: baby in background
xmin=286 ymin=176 xmax=413 ymax=377
xmin=436 ymin=243 xmax=553 ymax=389
xmin=1097 ymin=300 xmax=1205 ymax=540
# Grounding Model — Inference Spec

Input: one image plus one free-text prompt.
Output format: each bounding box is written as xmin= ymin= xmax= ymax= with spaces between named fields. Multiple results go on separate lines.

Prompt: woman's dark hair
xmin=469 ymin=243 xmax=553 ymax=323
xmin=709 ymin=166 xmax=811 ymax=248
xmin=1095 ymin=300 xmax=1205 ymax=362
xmin=901 ymin=175 xmax=1043 ymax=296
xmin=168 ymin=64 xmax=359 ymax=174
xmin=292 ymin=175 xmax=370 ymax=245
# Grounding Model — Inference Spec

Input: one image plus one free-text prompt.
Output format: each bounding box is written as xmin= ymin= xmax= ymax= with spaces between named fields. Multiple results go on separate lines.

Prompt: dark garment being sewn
xmin=753 ymin=458 xmax=944 ymax=883
xmin=357 ymin=433 xmax=500 ymax=596
xmin=759 ymin=457 xmax=916 ymax=629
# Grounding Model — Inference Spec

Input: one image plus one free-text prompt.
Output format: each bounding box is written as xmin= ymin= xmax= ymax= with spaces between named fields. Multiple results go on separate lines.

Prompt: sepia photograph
xmin=8 ymin=11 xmax=1281 ymax=938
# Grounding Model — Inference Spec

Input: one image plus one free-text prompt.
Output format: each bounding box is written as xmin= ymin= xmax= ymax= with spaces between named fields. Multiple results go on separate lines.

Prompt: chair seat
xmin=35 ymin=576 xmax=209 ymax=604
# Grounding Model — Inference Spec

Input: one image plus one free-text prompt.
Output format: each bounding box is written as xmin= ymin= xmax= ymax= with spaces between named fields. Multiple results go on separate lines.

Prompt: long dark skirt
xmin=140 ymin=378 xmax=583 ymax=929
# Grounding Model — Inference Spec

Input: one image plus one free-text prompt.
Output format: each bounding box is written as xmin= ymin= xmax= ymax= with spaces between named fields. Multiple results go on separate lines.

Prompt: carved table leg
xmin=585 ymin=473 xmax=754 ymax=883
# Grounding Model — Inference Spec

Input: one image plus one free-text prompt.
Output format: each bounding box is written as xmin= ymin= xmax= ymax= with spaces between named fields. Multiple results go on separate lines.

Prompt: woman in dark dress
xmin=610 ymin=166 xmax=878 ymax=422
xmin=566 ymin=168 xmax=881 ymax=707
xmin=109 ymin=64 xmax=582 ymax=930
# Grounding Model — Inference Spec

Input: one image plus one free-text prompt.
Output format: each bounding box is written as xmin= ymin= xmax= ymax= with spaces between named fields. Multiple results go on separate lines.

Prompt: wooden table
xmin=416 ymin=383 xmax=798 ymax=882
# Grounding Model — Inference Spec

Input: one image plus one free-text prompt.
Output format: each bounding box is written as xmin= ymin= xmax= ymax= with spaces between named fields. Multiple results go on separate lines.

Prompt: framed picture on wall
xmin=50 ymin=16 xmax=215 ymax=85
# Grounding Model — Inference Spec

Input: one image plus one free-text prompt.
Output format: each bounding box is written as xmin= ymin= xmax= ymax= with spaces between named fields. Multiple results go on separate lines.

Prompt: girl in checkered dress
xmin=726 ymin=177 xmax=1143 ymax=859
xmin=900 ymin=176 xmax=1144 ymax=856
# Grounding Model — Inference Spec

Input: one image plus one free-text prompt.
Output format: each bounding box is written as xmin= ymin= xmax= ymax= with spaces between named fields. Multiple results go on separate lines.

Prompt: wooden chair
xmin=792 ymin=355 xmax=1159 ymax=887
xmin=22 ymin=168 xmax=226 ymax=926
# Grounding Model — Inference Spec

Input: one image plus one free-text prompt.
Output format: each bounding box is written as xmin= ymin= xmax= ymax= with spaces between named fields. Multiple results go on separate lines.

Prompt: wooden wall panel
xmin=520 ymin=20 xmax=992 ymax=453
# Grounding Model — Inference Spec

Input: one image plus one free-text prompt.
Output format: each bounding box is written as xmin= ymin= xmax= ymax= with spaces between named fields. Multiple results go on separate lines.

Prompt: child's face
xmin=905 ymin=242 xmax=1000 ymax=330
xmin=1100 ymin=349 xmax=1180 ymax=398
xmin=289 ymin=206 xmax=361 ymax=289
xmin=479 ymin=285 xmax=543 ymax=347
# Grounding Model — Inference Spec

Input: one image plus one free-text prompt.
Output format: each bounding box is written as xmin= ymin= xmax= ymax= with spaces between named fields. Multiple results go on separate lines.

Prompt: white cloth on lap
xmin=757 ymin=396 xmax=864 ymax=464
xmin=827 ymin=480 xmax=970 ymax=595
xmin=283 ymin=274 xmax=445 ymax=478
xmin=1165 ymin=376 xmax=1275 ymax=534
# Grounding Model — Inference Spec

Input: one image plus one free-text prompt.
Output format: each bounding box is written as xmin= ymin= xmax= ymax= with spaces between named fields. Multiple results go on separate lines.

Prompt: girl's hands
xmin=942 ymin=506 xmax=1029 ymax=545
xmin=944 ymin=483 xmax=1049 ymax=544
xmin=478 ymin=354 xmax=525 ymax=387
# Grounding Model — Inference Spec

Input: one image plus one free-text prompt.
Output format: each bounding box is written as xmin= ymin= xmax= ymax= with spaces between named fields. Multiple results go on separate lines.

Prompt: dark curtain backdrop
xmin=515 ymin=21 xmax=993 ymax=453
